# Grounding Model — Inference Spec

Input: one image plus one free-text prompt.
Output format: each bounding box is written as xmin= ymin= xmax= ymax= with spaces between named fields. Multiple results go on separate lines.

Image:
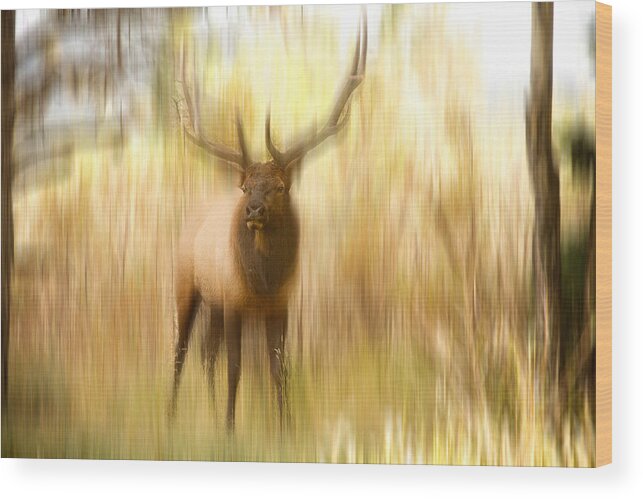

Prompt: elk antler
xmin=265 ymin=12 xmax=367 ymax=168
xmin=174 ymin=41 xmax=250 ymax=172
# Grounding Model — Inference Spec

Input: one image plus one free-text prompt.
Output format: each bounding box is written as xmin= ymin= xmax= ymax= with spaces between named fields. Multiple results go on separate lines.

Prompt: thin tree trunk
xmin=1 ymin=10 xmax=16 ymax=416
xmin=578 ymin=178 xmax=596 ymax=379
xmin=526 ymin=3 xmax=561 ymax=382
xmin=566 ymin=173 xmax=596 ymax=390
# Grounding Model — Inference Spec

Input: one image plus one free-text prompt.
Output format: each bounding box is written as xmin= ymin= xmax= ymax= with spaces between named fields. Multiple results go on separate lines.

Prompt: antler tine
xmin=236 ymin=112 xmax=251 ymax=168
xmin=265 ymin=108 xmax=285 ymax=165
xmin=175 ymin=39 xmax=248 ymax=172
xmin=327 ymin=20 xmax=365 ymax=127
xmin=266 ymin=14 xmax=367 ymax=168
xmin=359 ymin=9 xmax=368 ymax=75
xmin=350 ymin=19 xmax=362 ymax=75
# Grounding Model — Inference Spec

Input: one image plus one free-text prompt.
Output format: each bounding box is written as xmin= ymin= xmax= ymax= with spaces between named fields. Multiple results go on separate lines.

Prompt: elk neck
xmin=233 ymin=203 xmax=300 ymax=296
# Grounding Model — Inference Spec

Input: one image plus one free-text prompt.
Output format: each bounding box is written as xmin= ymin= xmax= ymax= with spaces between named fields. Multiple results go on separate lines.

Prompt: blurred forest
xmin=1 ymin=4 xmax=595 ymax=465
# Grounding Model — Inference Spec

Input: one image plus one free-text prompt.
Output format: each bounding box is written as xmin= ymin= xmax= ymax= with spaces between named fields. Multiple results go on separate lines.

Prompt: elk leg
xmin=201 ymin=305 xmax=224 ymax=402
xmin=168 ymin=291 xmax=200 ymax=420
xmin=225 ymin=306 xmax=242 ymax=430
xmin=266 ymin=308 xmax=288 ymax=426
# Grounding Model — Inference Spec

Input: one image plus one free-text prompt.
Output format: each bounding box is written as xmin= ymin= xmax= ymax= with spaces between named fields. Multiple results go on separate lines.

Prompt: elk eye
xmin=277 ymin=185 xmax=285 ymax=193
xmin=241 ymin=186 xmax=248 ymax=193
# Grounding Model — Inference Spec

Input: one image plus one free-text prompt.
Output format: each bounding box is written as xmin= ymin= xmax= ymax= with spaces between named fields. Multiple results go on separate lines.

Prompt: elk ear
xmin=237 ymin=169 xmax=246 ymax=189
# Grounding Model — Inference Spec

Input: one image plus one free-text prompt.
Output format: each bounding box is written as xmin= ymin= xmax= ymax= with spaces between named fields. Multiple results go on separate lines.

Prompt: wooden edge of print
xmin=595 ymin=1 xmax=612 ymax=467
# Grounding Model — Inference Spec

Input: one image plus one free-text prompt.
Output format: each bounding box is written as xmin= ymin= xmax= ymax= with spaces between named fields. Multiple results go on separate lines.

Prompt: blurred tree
xmin=572 ymin=12 xmax=598 ymax=396
xmin=553 ymin=16 xmax=597 ymax=400
xmin=1 ymin=8 xmax=168 ymax=416
xmin=12 ymin=9 xmax=169 ymax=187
xmin=2 ymin=10 xmax=16 ymax=417
xmin=526 ymin=3 xmax=560 ymax=382
xmin=576 ymin=125 xmax=596 ymax=391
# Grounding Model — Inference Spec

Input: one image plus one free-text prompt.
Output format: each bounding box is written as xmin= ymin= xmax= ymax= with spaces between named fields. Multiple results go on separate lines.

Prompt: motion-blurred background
xmin=2 ymin=3 xmax=595 ymax=465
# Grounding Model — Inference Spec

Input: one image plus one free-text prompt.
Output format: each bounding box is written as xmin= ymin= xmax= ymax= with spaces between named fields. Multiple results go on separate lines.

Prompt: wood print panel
xmin=1 ymin=1 xmax=609 ymax=467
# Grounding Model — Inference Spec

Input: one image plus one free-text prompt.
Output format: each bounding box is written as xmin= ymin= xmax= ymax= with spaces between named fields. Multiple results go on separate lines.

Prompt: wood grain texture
xmin=596 ymin=1 xmax=612 ymax=467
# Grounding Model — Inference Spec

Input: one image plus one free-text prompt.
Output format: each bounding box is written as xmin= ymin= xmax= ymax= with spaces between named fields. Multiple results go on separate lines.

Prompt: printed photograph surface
xmin=1 ymin=2 xmax=597 ymax=466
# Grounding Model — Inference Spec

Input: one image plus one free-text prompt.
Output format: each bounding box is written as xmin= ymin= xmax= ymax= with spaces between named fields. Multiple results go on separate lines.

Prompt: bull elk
xmin=169 ymin=17 xmax=367 ymax=429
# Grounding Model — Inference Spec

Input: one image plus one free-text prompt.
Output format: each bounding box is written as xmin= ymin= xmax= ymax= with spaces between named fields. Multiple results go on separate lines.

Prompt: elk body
xmin=169 ymin=18 xmax=367 ymax=429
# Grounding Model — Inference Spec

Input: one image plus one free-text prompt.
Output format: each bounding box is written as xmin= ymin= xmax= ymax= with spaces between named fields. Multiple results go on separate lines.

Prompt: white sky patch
xmin=444 ymin=1 xmax=595 ymax=107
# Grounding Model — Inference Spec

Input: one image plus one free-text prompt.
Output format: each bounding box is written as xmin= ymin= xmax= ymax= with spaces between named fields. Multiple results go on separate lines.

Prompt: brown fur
xmin=169 ymin=163 xmax=299 ymax=429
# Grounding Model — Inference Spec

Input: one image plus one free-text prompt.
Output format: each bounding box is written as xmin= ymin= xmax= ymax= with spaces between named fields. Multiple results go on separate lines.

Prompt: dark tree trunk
xmin=1 ymin=10 xmax=16 ymax=416
xmin=568 ymin=172 xmax=596 ymax=392
xmin=526 ymin=3 xmax=561 ymax=381
xmin=580 ymin=177 xmax=596 ymax=377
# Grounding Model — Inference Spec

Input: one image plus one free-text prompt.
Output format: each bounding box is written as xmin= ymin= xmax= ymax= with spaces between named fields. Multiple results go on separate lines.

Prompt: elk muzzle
xmin=246 ymin=202 xmax=267 ymax=230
